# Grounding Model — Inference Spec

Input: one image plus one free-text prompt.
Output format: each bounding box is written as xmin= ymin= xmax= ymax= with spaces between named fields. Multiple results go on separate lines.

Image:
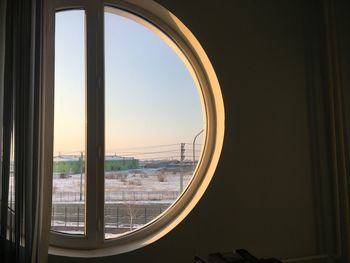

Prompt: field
xmin=53 ymin=165 xmax=194 ymax=196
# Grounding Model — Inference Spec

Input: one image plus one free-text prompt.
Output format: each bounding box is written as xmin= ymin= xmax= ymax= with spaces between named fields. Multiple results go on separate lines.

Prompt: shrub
xmin=157 ymin=172 xmax=166 ymax=182
xmin=128 ymin=179 xmax=142 ymax=186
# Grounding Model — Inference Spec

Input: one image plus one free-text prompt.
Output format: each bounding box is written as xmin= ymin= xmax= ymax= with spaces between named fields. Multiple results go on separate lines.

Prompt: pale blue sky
xmin=54 ymin=9 xmax=204 ymax=157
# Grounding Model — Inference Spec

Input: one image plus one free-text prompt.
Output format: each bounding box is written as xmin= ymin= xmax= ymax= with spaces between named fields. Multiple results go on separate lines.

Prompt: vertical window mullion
xmin=85 ymin=3 xmax=97 ymax=245
xmin=96 ymin=0 xmax=105 ymax=245
xmin=85 ymin=0 xmax=105 ymax=246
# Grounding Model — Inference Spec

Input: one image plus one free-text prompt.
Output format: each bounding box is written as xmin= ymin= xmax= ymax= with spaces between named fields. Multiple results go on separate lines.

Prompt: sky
xmin=54 ymin=9 xmax=205 ymax=159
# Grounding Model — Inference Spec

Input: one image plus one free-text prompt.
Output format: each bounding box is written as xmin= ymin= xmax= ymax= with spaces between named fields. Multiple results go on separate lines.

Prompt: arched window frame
xmin=42 ymin=0 xmax=225 ymax=257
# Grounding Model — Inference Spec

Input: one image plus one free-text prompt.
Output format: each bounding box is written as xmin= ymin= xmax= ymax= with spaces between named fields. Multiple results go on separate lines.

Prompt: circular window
xmin=47 ymin=0 xmax=224 ymax=257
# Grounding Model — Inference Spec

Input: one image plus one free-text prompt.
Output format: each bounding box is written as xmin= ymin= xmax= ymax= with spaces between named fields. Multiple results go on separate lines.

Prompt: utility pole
xmin=180 ymin=143 xmax=185 ymax=161
xmin=80 ymin=151 xmax=83 ymax=201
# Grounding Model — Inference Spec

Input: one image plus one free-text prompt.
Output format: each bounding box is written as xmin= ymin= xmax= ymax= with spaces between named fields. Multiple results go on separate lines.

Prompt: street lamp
xmin=193 ymin=129 xmax=204 ymax=167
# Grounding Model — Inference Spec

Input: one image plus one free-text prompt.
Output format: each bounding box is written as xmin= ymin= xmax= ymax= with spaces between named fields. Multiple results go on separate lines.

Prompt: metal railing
xmin=52 ymin=190 xmax=180 ymax=203
xmin=51 ymin=202 xmax=171 ymax=235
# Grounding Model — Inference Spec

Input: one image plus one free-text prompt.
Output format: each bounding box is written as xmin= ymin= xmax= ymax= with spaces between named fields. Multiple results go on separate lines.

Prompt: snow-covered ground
xmin=51 ymin=166 xmax=195 ymax=237
xmin=52 ymin=167 xmax=193 ymax=197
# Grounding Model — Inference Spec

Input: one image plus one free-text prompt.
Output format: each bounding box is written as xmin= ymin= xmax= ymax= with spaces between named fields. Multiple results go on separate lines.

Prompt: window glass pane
xmin=104 ymin=8 xmax=205 ymax=239
xmin=51 ymin=10 xmax=86 ymax=235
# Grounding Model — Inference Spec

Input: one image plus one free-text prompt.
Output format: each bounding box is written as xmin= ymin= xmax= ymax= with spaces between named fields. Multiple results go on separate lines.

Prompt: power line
xmin=108 ymin=143 xmax=180 ymax=151
xmin=107 ymin=150 xmax=179 ymax=156
xmin=137 ymin=156 xmax=185 ymax=161
xmin=54 ymin=143 xmax=202 ymax=159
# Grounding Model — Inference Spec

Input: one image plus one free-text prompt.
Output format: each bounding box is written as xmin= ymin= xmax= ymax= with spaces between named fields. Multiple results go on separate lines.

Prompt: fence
xmin=52 ymin=190 xmax=180 ymax=203
xmin=51 ymin=202 xmax=170 ymax=235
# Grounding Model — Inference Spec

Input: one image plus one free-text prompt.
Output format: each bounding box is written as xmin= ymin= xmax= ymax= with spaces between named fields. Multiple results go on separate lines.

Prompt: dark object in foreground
xmin=195 ymin=249 xmax=283 ymax=263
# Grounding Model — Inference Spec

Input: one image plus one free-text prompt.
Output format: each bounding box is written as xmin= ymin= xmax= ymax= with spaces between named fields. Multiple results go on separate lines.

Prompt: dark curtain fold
xmin=0 ymin=0 xmax=44 ymax=262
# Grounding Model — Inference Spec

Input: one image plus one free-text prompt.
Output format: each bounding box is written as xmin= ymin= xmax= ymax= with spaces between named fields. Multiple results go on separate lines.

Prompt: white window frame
xmin=43 ymin=0 xmax=225 ymax=257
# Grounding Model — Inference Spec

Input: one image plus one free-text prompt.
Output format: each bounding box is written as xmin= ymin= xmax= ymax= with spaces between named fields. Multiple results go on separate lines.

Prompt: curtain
xmin=0 ymin=0 xmax=49 ymax=262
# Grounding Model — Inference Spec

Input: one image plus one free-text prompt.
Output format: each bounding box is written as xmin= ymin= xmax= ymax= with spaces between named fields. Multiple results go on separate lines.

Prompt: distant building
xmin=53 ymin=155 xmax=139 ymax=174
